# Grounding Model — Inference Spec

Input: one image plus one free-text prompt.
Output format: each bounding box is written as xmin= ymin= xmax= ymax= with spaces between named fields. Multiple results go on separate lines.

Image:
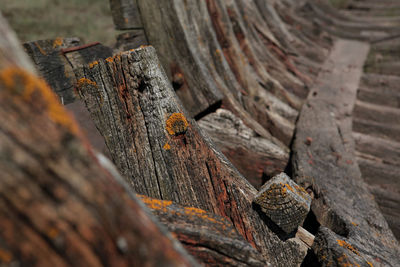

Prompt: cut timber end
xmin=254 ymin=173 xmax=311 ymax=234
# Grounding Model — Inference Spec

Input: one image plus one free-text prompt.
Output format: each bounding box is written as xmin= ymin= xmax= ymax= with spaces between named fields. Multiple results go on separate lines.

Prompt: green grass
xmin=1 ymin=0 xmax=116 ymax=46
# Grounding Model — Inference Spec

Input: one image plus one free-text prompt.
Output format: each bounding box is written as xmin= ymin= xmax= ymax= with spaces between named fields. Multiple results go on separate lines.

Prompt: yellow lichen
xmin=88 ymin=61 xmax=99 ymax=69
xmin=337 ymin=240 xmax=360 ymax=256
xmin=166 ymin=113 xmax=188 ymax=136
xmin=0 ymin=67 xmax=80 ymax=135
xmin=163 ymin=142 xmax=171 ymax=150
xmin=76 ymin=77 xmax=97 ymax=88
xmin=53 ymin=37 xmax=63 ymax=48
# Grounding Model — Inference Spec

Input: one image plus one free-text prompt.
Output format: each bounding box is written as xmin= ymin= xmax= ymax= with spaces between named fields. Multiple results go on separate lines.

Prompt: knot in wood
xmin=166 ymin=113 xmax=188 ymax=136
xmin=254 ymin=173 xmax=312 ymax=234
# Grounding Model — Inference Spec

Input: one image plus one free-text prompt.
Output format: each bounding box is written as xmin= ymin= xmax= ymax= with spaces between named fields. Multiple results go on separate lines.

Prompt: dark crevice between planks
xmin=300 ymin=249 xmax=321 ymax=267
xmin=194 ymin=100 xmax=222 ymax=121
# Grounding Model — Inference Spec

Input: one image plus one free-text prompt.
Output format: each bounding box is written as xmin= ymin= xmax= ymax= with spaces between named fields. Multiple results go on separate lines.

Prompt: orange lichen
xmin=163 ymin=142 xmax=171 ymax=150
xmin=47 ymin=227 xmax=59 ymax=239
xmin=76 ymin=77 xmax=97 ymax=88
xmin=351 ymin=222 xmax=358 ymax=227
xmin=184 ymin=207 xmax=206 ymax=215
xmin=184 ymin=207 xmax=220 ymax=225
xmin=284 ymin=183 xmax=295 ymax=193
xmin=0 ymin=249 xmax=12 ymax=263
xmin=88 ymin=61 xmax=99 ymax=68
xmin=337 ymin=253 xmax=356 ymax=267
xmin=0 ymin=67 xmax=80 ymax=135
xmin=105 ymin=57 xmax=114 ymax=63
xmin=53 ymin=37 xmax=63 ymax=48
xmin=366 ymin=262 xmax=373 ymax=267
xmin=138 ymin=195 xmax=172 ymax=212
xmin=166 ymin=113 xmax=188 ymax=136
xmin=337 ymin=240 xmax=360 ymax=256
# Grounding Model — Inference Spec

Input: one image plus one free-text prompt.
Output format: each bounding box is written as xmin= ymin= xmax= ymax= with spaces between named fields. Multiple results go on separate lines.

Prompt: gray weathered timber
xmin=135 ymin=0 xmax=303 ymax=146
xmin=24 ymin=38 xmax=113 ymax=104
xmin=198 ymin=109 xmax=289 ymax=188
xmin=115 ymin=30 xmax=147 ymax=52
xmin=109 ymin=0 xmax=142 ymax=30
xmin=135 ymin=0 xmax=224 ymax=118
xmin=76 ymin=46 xmax=309 ymax=266
xmin=292 ymin=39 xmax=400 ymax=266
xmin=0 ymin=14 xmax=197 ymax=266
xmin=137 ymin=194 xmax=267 ymax=266
xmin=254 ymin=173 xmax=311 ymax=234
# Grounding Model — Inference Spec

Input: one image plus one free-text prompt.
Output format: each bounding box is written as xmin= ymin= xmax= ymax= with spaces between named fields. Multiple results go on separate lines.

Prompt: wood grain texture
xmin=76 ymin=46 xmax=309 ymax=266
xmin=24 ymin=38 xmax=113 ymax=105
xmin=0 ymin=14 xmax=198 ymax=267
xmin=136 ymin=0 xmax=309 ymax=147
xmin=292 ymin=39 xmax=400 ymax=266
xmin=138 ymin=195 xmax=267 ymax=266
xmin=198 ymin=109 xmax=289 ymax=188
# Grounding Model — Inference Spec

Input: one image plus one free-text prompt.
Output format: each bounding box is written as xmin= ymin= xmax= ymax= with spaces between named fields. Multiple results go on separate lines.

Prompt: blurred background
xmin=1 ymin=0 xmax=116 ymax=46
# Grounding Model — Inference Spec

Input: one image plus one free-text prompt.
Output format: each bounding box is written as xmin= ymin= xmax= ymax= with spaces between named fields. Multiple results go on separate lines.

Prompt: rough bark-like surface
xmin=76 ymin=46 xmax=309 ymax=266
xmin=198 ymin=109 xmax=289 ymax=188
xmin=24 ymin=38 xmax=113 ymax=104
xmin=135 ymin=0 xmax=310 ymax=147
xmin=292 ymin=39 xmax=400 ymax=266
xmin=0 ymin=14 xmax=198 ymax=267
xmin=137 ymin=195 xmax=267 ymax=266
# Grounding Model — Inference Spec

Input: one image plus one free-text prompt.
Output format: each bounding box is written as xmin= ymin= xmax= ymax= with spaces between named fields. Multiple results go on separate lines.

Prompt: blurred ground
xmin=1 ymin=0 xmax=116 ymax=46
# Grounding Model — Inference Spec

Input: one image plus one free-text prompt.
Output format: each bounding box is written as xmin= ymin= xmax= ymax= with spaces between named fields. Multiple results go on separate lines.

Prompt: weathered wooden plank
xmin=292 ymin=39 xmax=400 ymax=266
xmin=198 ymin=109 xmax=289 ymax=188
xmin=135 ymin=0 xmax=306 ymax=146
xmin=0 ymin=14 xmax=197 ymax=266
xmin=76 ymin=46 xmax=309 ymax=266
xmin=24 ymin=38 xmax=113 ymax=104
xmin=138 ymin=195 xmax=267 ymax=266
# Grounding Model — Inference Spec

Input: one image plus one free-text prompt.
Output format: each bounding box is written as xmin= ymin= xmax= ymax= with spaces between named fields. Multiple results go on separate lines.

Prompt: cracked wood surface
xmin=292 ymin=39 xmax=400 ymax=266
xmin=75 ymin=46 xmax=309 ymax=266
xmin=0 ymin=14 xmax=198 ymax=267
xmin=137 ymin=194 xmax=267 ymax=266
xmin=23 ymin=38 xmax=113 ymax=105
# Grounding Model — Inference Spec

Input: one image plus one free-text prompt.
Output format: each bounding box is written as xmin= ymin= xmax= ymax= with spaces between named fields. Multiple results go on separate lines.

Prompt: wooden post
xmin=76 ymin=46 xmax=310 ymax=266
xmin=0 ymin=13 xmax=198 ymax=267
